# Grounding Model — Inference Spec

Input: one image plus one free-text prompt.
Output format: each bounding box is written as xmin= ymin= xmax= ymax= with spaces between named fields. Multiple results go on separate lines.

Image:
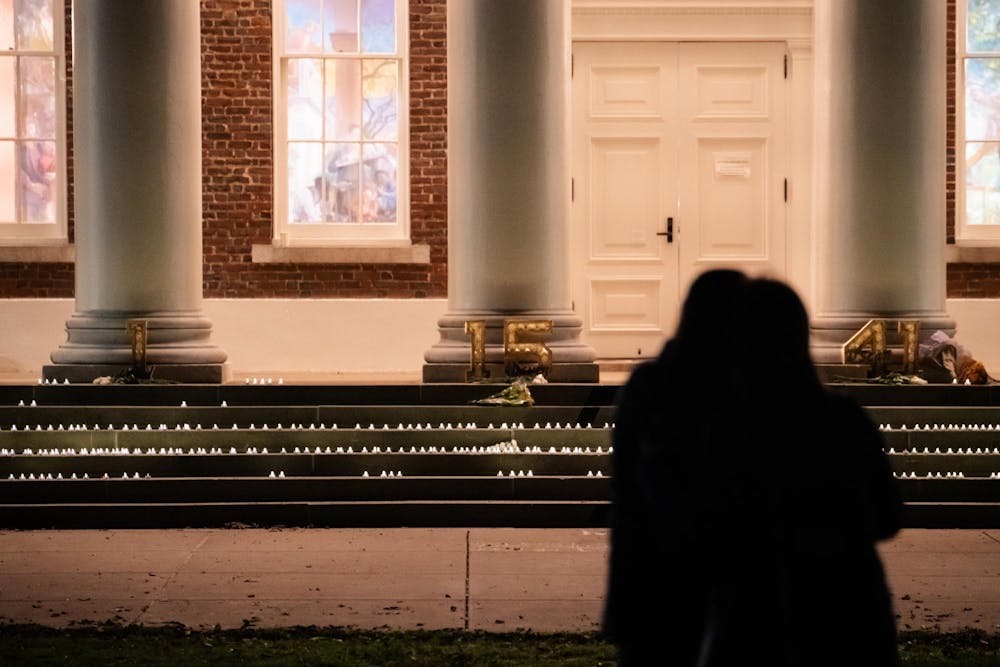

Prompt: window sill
xmin=0 ymin=243 xmax=74 ymax=263
xmin=946 ymin=245 xmax=1000 ymax=262
xmin=251 ymin=243 xmax=431 ymax=265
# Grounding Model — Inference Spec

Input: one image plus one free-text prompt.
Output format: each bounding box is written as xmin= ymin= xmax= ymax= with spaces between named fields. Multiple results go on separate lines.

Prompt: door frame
xmin=570 ymin=0 xmax=815 ymax=322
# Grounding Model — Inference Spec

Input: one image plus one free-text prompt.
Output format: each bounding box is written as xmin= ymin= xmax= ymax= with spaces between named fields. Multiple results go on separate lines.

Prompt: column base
xmin=43 ymin=362 xmax=230 ymax=384
xmin=811 ymin=311 xmax=956 ymax=365
xmin=48 ymin=311 xmax=228 ymax=384
xmin=423 ymin=310 xmax=599 ymax=383
xmin=50 ymin=311 xmax=228 ymax=366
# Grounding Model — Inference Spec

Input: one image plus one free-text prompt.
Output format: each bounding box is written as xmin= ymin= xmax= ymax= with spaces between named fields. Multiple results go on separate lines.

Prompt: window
xmin=275 ymin=0 xmax=407 ymax=245
xmin=0 ymin=0 xmax=65 ymax=243
xmin=960 ymin=0 xmax=1000 ymax=242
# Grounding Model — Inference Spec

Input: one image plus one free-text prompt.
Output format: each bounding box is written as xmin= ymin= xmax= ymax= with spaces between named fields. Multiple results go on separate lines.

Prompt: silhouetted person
xmin=699 ymin=278 xmax=902 ymax=666
xmin=604 ymin=269 xmax=748 ymax=665
xmin=605 ymin=274 xmax=902 ymax=666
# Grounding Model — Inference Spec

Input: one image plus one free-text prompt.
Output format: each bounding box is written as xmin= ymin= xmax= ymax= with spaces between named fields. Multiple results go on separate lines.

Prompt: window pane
xmin=325 ymin=58 xmax=361 ymax=140
xmin=20 ymin=55 xmax=55 ymax=138
xmin=0 ymin=140 xmax=13 ymax=221
xmin=968 ymin=0 xmax=1000 ymax=53
xmin=967 ymin=59 xmax=1000 ymax=140
xmin=0 ymin=0 xmax=13 ymax=51
xmin=14 ymin=0 xmax=51 ymax=51
xmin=362 ymin=59 xmax=397 ymax=140
xmin=287 ymin=58 xmax=323 ymax=140
xmin=288 ymin=142 xmax=324 ymax=223
xmin=362 ymin=142 xmax=397 ymax=222
xmin=967 ymin=141 xmax=1000 ymax=225
xmin=286 ymin=0 xmax=322 ymax=53
xmin=361 ymin=0 xmax=394 ymax=53
xmin=325 ymin=0 xmax=358 ymax=53
xmin=0 ymin=57 xmax=14 ymax=136
xmin=19 ymin=139 xmax=55 ymax=223
xmin=326 ymin=142 xmax=359 ymax=222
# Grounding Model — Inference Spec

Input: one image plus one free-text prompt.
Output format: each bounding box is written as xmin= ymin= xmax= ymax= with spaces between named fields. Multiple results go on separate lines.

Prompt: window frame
xmin=272 ymin=0 xmax=410 ymax=247
xmin=957 ymin=0 xmax=1000 ymax=244
xmin=0 ymin=0 xmax=67 ymax=245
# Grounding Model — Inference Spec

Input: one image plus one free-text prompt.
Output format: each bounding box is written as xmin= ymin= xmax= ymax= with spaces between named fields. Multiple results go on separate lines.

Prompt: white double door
xmin=572 ymin=42 xmax=788 ymax=358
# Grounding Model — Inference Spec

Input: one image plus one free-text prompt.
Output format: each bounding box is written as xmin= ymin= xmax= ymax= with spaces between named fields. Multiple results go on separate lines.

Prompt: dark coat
xmin=702 ymin=390 xmax=902 ymax=667
xmin=603 ymin=356 xmax=902 ymax=667
xmin=603 ymin=350 xmax=718 ymax=665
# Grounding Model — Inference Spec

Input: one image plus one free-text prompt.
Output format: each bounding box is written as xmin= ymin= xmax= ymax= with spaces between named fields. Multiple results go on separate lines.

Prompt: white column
xmin=811 ymin=0 xmax=953 ymax=363
xmin=46 ymin=0 xmax=227 ymax=382
xmin=423 ymin=0 xmax=597 ymax=382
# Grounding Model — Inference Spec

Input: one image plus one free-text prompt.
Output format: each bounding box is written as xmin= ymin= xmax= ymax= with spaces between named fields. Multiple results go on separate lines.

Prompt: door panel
xmin=589 ymin=137 xmax=663 ymax=259
xmin=695 ymin=138 xmax=768 ymax=258
xmin=589 ymin=277 xmax=663 ymax=332
xmin=678 ymin=42 xmax=787 ymax=294
xmin=589 ymin=66 xmax=664 ymax=117
xmin=572 ymin=41 xmax=787 ymax=359
xmin=573 ymin=43 xmax=678 ymax=359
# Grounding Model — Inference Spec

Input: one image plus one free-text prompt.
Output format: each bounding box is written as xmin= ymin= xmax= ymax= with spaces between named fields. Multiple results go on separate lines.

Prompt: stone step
xmin=0 ymin=500 xmax=612 ymax=529
xmin=0 ymin=384 xmax=622 ymax=407
xmin=2 ymin=381 xmax=999 ymax=408
xmin=0 ymin=381 xmax=998 ymax=528
xmin=0 ymin=475 xmax=996 ymax=503
xmin=0 ymin=498 xmax=995 ymax=529
xmin=0 ymin=476 xmax=611 ymax=503
xmin=0 ymin=452 xmax=612 ymax=477
xmin=0 ymin=405 xmax=619 ymax=430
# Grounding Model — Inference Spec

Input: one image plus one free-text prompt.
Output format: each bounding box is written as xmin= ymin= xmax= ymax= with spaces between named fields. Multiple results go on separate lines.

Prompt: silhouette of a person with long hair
xmin=700 ymin=278 xmax=901 ymax=666
xmin=604 ymin=269 xmax=748 ymax=665
xmin=604 ymin=274 xmax=902 ymax=666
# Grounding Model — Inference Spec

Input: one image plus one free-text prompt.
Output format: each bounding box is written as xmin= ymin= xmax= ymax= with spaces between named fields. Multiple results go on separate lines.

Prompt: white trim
xmin=945 ymin=244 xmax=1000 ymax=263
xmin=956 ymin=0 xmax=1000 ymax=244
xmin=272 ymin=0 xmax=410 ymax=247
xmin=0 ymin=243 xmax=73 ymax=262
xmin=251 ymin=242 xmax=429 ymax=264
xmin=572 ymin=0 xmax=812 ymax=42
xmin=0 ymin=298 xmax=449 ymax=375
xmin=0 ymin=3 xmax=67 ymax=243
xmin=573 ymin=0 xmax=811 ymax=13
xmin=6 ymin=297 xmax=1000 ymax=376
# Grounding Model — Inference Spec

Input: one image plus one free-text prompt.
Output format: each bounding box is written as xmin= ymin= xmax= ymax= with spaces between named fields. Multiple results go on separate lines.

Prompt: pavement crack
xmin=982 ymin=530 xmax=1000 ymax=546
xmin=134 ymin=532 xmax=211 ymax=625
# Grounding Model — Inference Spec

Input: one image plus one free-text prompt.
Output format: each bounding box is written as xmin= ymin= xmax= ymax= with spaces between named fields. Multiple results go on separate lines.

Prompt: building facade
xmin=1 ymin=0 xmax=998 ymax=377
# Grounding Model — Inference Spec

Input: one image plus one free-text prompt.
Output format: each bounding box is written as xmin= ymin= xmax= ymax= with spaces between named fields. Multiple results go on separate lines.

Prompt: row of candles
xmin=8 ymin=415 xmax=612 ymax=433
xmin=0 ymin=444 xmax=612 ymax=456
xmin=11 ymin=470 xmax=1000 ymax=480
xmin=33 ymin=377 xmax=286 ymax=385
xmin=879 ymin=423 xmax=1000 ymax=431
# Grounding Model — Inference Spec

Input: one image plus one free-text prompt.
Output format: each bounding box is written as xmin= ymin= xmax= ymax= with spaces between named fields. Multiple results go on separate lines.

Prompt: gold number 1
xmin=465 ymin=320 xmax=488 ymax=381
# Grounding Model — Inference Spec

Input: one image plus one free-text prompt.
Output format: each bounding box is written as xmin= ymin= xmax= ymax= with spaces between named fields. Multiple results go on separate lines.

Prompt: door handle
xmin=655 ymin=217 xmax=674 ymax=243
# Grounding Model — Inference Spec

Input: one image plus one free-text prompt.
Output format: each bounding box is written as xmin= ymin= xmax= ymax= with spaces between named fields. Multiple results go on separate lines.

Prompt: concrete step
xmin=1 ymin=381 xmax=999 ymax=528
xmin=0 ymin=500 xmax=612 ymax=529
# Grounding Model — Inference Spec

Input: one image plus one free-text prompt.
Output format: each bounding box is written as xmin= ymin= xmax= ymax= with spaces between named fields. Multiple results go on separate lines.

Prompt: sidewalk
xmin=0 ymin=528 xmax=997 ymax=633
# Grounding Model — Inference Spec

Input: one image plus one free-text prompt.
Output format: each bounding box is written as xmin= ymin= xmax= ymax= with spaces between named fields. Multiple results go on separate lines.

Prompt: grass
xmin=0 ymin=625 xmax=997 ymax=666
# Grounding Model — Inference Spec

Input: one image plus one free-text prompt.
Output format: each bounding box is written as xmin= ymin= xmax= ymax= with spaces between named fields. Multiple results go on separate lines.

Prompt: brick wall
xmin=4 ymin=1 xmax=998 ymax=300
xmin=947 ymin=263 xmax=1000 ymax=297
xmin=0 ymin=262 xmax=72 ymax=296
xmin=0 ymin=0 xmax=447 ymax=299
